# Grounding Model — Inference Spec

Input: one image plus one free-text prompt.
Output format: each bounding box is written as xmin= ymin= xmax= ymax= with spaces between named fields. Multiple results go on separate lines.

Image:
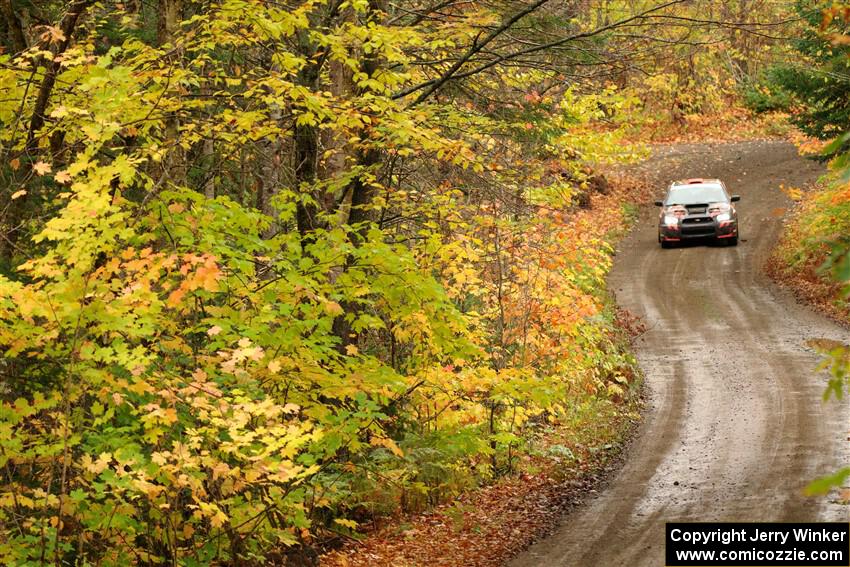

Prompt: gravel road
xmin=508 ymin=140 xmax=850 ymax=567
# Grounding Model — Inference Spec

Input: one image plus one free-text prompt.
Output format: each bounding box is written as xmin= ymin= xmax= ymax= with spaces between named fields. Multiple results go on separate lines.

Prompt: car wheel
xmin=661 ymin=240 xmax=673 ymax=249
xmin=728 ymin=235 xmax=738 ymax=246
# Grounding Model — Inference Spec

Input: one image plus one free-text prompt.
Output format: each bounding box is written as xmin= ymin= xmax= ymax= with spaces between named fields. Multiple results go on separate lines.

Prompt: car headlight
xmin=716 ymin=212 xmax=731 ymax=222
xmin=663 ymin=215 xmax=679 ymax=225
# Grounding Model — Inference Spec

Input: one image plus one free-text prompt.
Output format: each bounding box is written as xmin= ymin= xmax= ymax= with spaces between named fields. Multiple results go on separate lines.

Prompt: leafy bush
xmin=741 ymin=72 xmax=794 ymax=114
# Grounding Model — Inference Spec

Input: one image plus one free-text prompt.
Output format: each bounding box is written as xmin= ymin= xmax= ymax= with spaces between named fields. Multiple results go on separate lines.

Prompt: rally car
xmin=655 ymin=178 xmax=740 ymax=248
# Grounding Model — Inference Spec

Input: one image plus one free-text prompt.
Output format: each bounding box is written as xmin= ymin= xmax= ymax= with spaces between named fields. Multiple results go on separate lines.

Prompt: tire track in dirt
xmin=508 ymin=140 xmax=849 ymax=567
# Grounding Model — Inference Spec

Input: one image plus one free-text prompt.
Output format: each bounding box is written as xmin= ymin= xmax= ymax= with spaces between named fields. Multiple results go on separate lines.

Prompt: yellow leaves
xmin=0 ymin=8 xmax=657 ymax=559
xmin=324 ymin=301 xmax=343 ymax=316
xmin=127 ymin=379 xmax=154 ymax=395
xmin=218 ymin=338 xmax=265 ymax=375
xmin=81 ymin=452 xmax=113 ymax=475
xmin=67 ymin=156 xmax=91 ymax=177
xmin=142 ymin=403 xmax=179 ymax=426
xmin=183 ymin=524 xmax=196 ymax=539
xmin=370 ymin=435 xmax=404 ymax=457
xmin=132 ymin=477 xmax=165 ymax=499
xmin=334 ymin=518 xmax=359 ymax=530
xmin=10 ymin=189 xmax=26 ymax=200
xmin=33 ymin=161 xmax=51 ymax=176
xmin=197 ymin=502 xmax=229 ymax=528
xmin=780 ymin=184 xmax=803 ymax=202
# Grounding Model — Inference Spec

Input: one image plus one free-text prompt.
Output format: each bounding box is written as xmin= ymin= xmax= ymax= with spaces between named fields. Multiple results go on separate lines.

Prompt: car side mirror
xmin=654 ymin=200 xmax=664 ymax=207
xmin=731 ymin=195 xmax=740 ymax=202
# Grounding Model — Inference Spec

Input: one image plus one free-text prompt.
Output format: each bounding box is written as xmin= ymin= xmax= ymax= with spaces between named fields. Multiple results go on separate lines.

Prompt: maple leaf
xmin=207 ymin=325 xmax=223 ymax=336
xmin=166 ymin=287 xmax=187 ymax=307
xmin=54 ymin=171 xmax=72 ymax=184
xmin=325 ymin=301 xmax=344 ymax=315
xmin=33 ymin=161 xmax=51 ymax=176
xmin=11 ymin=190 xmax=27 ymax=200
xmin=43 ymin=26 xmax=66 ymax=43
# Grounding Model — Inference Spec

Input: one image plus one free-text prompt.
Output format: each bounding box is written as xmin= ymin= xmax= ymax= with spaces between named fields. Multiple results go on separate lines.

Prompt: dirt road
xmin=509 ymin=140 xmax=850 ymax=567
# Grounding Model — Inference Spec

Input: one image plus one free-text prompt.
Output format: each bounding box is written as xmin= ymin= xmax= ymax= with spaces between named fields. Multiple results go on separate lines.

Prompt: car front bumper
xmin=659 ymin=217 xmax=737 ymax=241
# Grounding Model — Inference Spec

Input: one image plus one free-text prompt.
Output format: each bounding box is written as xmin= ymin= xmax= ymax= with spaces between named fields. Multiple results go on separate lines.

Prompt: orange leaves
xmin=41 ymin=25 xmax=66 ymax=44
xmin=165 ymin=287 xmax=187 ymax=308
xmin=165 ymin=254 xmax=222 ymax=308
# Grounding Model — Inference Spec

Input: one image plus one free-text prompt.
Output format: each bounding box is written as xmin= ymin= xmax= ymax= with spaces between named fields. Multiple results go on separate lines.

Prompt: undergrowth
xmin=768 ymin=176 xmax=850 ymax=323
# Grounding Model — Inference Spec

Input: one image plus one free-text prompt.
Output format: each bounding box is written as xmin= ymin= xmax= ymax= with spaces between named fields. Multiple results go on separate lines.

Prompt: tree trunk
xmin=158 ymin=0 xmax=186 ymax=188
xmin=0 ymin=0 xmax=27 ymax=54
xmin=157 ymin=0 xmax=181 ymax=45
xmin=330 ymin=0 xmax=385 ymax=350
xmin=1 ymin=0 xmax=93 ymax=267
xmin=293 ymin=48 xmax=322 ymax=239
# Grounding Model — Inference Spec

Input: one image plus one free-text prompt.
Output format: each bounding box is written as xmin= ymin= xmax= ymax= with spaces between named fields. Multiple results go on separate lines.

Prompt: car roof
xmin=670 ymin=178 xmax=724 ymax=188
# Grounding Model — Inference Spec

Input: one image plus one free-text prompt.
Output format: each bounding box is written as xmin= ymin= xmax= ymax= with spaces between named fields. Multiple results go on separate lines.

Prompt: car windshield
xmin=665 ymin=185 xmax=726 ymax=205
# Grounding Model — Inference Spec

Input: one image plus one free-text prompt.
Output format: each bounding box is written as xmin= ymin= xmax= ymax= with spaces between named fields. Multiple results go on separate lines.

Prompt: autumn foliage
xmin=0 ymin=0 xmax=798 ymax=564
xmin=0 ymin=1 xmax=650 ymax=563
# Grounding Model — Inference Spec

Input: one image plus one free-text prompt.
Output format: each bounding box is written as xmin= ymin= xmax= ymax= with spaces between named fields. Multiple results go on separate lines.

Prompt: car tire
xmin=727 ymin=235 xmax=738 ymax=246
xmin=661 ymin=240 xmax=673 ymax=249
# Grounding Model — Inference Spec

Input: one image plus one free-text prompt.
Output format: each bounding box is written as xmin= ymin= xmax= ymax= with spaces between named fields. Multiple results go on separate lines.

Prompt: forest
xmin=0 ymin=0 xmax=848 ymax=565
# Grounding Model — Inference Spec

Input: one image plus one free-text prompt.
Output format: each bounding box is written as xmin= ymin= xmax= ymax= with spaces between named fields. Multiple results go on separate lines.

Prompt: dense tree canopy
xmin=772 ymin=1 xmax=850 ymax=154
xmin=0 ymin=0 xmax=804 ymax=564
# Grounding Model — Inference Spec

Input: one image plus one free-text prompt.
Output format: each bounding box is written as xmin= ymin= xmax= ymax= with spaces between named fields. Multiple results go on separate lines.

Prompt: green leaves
xmin=805 ymin=468 xmax=850 ymax=496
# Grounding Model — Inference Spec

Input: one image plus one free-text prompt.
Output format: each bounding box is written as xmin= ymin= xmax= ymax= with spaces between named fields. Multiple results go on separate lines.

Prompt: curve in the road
xmin=509 ymin=140 xmax=850 ymax=567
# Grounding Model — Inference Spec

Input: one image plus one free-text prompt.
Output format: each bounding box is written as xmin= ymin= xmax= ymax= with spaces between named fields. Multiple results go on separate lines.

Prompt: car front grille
xmin=681 ymin=216 xmax=715 ymax=236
